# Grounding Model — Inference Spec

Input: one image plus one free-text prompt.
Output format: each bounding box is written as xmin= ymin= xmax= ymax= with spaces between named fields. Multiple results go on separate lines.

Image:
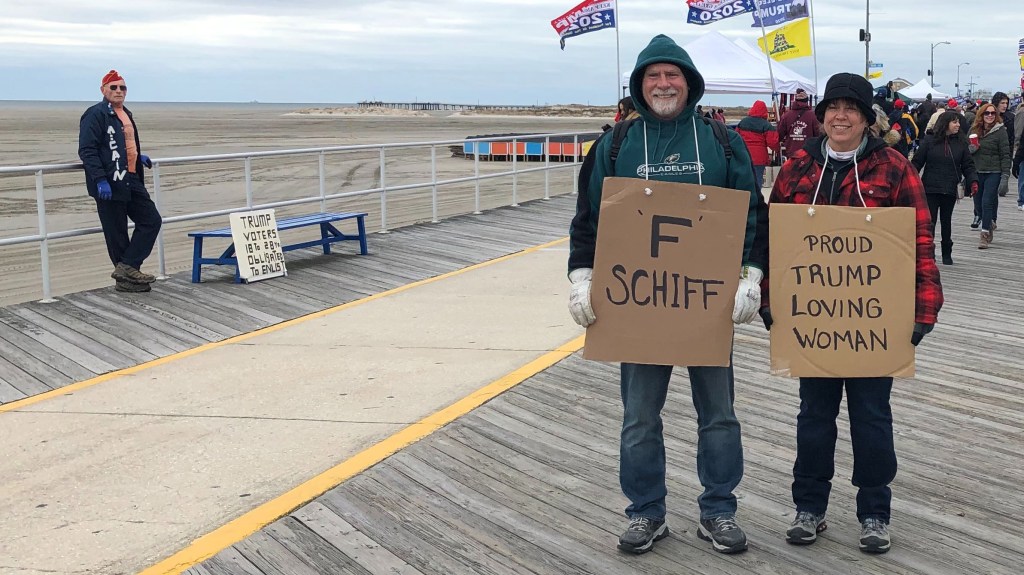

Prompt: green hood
xmin=628 ymin=34 xmax=706 ymax=123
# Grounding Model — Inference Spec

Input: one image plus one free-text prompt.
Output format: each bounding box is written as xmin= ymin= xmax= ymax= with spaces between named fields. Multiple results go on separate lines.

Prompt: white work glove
xmin=732 ymin=266 xmax=763 ymax=324
xmin=568 ymin=268 xmax=596 ymax=327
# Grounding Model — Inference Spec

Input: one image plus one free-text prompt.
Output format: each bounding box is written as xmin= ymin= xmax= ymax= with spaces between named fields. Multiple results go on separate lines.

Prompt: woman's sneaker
xmin=859 ymin=518 xmax=891 ymax=553
xmin=617 ymin=517 xmax=668 ymax=554
xmin=786 ymin=511 xmax=827 ymax=544
xmin=970 ymin=216 xmax=981 ymax=229
xmin=697 ymin=515 xmax=748 ymax=553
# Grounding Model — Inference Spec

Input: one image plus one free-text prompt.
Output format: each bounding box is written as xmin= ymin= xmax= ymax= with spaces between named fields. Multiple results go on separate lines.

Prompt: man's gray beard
xmin=650 ymin=96 xmax=684 ymax=119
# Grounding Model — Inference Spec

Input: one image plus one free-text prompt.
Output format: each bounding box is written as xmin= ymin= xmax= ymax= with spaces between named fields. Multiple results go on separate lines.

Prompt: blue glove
xmin=911 ymin=322 xmax=933 ymax=346
xmin=96 ymin=178 xmax=112 ymax=200
xmin=140 ymin=154 xmax=152 ymax=169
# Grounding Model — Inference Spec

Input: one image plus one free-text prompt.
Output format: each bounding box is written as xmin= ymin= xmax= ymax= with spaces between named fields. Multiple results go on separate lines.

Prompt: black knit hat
xmin=814 ymin=72 xmax=876 ymax=125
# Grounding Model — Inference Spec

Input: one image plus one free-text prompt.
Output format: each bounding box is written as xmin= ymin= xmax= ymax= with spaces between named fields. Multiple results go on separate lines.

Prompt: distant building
xmin=890 ymin=78 xmax=911 ymax=92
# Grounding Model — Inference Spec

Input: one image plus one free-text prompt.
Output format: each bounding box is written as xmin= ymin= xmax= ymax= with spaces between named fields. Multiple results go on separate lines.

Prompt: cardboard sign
xmin=229 ymin=209 xmax=287 ymax=283
xmin=768 ymin=204 xmax=916 ymax=378
xmin=584 ymin=177 xmax=751 ymax=367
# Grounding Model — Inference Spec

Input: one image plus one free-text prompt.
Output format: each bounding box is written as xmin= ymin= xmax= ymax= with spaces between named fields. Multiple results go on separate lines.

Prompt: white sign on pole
xmin=229 ymin=209 xmax=287 ymax=283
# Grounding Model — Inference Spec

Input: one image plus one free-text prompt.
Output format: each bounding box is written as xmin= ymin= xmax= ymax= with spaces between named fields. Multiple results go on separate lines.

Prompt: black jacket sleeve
xmin=568 ymin=142 xmax=602 ymax=273
xmin=911 ymin=136 xmax=930 ymax=172
xmin=961 ymin=141 xmax=979 ymax=187
xmin=78 ymin=107 xmax=107 ymax=184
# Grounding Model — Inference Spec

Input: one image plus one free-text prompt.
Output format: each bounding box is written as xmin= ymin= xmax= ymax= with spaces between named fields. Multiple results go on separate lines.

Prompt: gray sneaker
xmin=114 ymin=279 xmax=151 ymax=293
xmin=112 ymin=262 xmax=155 ymax=284
xmin=697 ymin=515 xmax=748 ymax=554
xmin=617 ymin=517 xmax=669 ymax=554
xmin=786 ymin=511 xmax=827 ymax=545
xmin=859 ymin=518 xmax=891 ymax=554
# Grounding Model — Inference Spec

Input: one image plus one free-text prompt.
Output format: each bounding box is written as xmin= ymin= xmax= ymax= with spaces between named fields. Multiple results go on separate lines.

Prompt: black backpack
xmin=607 ymin=116 xmax=733 ymax=170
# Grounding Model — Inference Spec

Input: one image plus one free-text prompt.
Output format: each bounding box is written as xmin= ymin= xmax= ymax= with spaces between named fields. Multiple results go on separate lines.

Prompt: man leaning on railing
xmin=78 ymin=69 xmax=162 ymax=293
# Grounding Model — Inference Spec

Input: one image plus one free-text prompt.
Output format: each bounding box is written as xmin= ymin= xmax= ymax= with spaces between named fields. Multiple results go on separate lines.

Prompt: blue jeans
xmin=973 ymin=172 xmax=1001 ymax=231
xmin=1017 ymin=162 xmax=1024 ymax=207
xmin=752 ymin=164 xmax=766 ymax=191
xmin=620 ymin=362 xmax=743 ymax=521
xmin=792 ymin=377 xmax=896 ymax=523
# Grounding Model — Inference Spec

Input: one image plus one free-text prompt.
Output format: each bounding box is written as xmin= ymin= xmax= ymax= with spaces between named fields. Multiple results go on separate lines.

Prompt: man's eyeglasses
xmin=982 ymin=111 xmax=997 ymax=116
xmin=108 ymin=85 xmax=127 ymax=91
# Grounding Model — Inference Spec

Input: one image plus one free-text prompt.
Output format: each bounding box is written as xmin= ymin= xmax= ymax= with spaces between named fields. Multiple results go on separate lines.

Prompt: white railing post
xmin=378 ymin=147 xmax=389 ymax=233
xmin=431 ymin=145 xmax=439 ymax=223
xmin=543 ymin=136 xmax=551 ymax=200
xmin=34 ymin=171 xmax=55 ymax=303
xmin=244 ymin=157 xmax=253 ymax=208
xmin=511 ymin=137 xmax=519 ymax=207
xmin=152 ymin=163 xmax=168 ymax=279
xmin=473 ymin=142 xmax=481 ymax=214
xmin=318 ymin=151 xmax=326 ymax=212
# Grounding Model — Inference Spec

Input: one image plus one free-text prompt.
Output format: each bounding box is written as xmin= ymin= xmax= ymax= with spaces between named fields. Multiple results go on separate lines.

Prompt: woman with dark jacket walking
xmin=968 ymin=102 xmax=1011 ymax=249
xmin=912 ymin=112 xmax=978 ymax=264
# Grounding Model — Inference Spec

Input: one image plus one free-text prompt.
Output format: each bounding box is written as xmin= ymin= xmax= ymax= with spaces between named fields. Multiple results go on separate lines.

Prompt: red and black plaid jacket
xmin=767 ymin=137 xmax=943 ymax=325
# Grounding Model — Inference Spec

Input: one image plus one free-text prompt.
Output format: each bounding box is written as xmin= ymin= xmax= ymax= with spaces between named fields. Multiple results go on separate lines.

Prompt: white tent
xmin=679 ymin=31 xmax=816 ymax=95
xmin=896 ymin=78 xmax=952 ymax=102
xmin=731 ymin=39 xmax=817 ymax=96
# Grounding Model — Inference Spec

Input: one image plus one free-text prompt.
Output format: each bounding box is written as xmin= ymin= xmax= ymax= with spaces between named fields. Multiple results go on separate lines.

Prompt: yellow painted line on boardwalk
xmin=138 ymin=333 xmax=585 ymax=575
xmin=0 ymin=237 xmax=569 ymax=415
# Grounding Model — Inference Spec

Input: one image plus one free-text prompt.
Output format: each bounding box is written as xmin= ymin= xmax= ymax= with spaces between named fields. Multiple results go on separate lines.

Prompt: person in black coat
xmin=912 ymin=111 xmax=979 ymax=265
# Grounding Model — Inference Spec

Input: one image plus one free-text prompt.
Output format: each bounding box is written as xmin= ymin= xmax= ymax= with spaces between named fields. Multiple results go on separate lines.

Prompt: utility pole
xmin=862 ymin=0 xmax=871 ymax=78
xmin=930 ymin=41 xmax=950 ymax=88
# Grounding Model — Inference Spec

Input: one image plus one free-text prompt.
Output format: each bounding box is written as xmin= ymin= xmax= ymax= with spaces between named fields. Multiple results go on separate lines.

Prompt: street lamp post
xmin=956 ymin=62 xmax=970 ymax=97
xmin=930 ymin=41 xmax=950 ymax=88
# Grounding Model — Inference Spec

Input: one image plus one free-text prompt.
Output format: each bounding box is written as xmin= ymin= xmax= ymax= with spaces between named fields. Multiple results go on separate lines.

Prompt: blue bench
xmin=188 ymin=212 xmax=368 ymax=283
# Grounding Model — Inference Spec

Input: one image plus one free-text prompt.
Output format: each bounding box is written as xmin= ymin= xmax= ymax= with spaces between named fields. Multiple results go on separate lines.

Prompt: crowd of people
xmin=573 ymin=32 xmax=1021 ymax=560
xmin=720 ymin=81 xmax=1022 ymax=253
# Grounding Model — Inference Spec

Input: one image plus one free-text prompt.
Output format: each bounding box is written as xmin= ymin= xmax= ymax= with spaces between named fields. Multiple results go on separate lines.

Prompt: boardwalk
xmin=2 ymin=190 xmax=1024 ymax=574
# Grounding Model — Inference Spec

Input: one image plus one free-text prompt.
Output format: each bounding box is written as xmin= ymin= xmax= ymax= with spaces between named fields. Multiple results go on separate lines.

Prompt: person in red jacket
xmin=736 ymin=100 xmax=780 ymax=190
xmin=777 ymin=89 xmax=821 ymax=162
xmin=763 ymin=72 xmax=943 ymax=555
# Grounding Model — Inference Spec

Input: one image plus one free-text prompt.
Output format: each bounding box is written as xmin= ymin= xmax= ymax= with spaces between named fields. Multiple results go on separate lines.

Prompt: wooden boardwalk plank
xmin=293 ymin=501 xmax=424 ymax=575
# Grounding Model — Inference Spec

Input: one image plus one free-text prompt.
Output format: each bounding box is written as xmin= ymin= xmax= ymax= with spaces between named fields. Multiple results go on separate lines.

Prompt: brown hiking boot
xmin=114 ymin=279 xmax=152 ymax=293
xmin=112 ymin=262 xmax=155 ymax=284
xmin=978 ymin=230 xmax=992 ymax=249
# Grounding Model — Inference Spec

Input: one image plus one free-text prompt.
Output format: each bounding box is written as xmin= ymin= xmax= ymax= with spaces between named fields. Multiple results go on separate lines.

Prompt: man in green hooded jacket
xmin=567 ymin=34 xmax=769 ymax=555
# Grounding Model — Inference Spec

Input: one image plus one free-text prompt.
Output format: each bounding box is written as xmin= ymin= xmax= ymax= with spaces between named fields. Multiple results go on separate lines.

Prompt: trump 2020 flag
xmin=687 ymin=0 xmax=756 ymax=26
xmin=1019 ymin=37 xmax=1023 ymax=70
xmin=750 ymin=0 xmax=809 ymax=28
xmin=757 ymin=17 xmax=812 ymax=61
xmin=551 ymin=0 xmax=616 ymax=50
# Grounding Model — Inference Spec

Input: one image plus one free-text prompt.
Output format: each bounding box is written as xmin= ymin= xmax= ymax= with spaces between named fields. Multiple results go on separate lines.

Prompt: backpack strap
xmin=702 ymin=116 xmax=733 ymax=167
xmin=609 ymin=117 xmax=638 ymax=166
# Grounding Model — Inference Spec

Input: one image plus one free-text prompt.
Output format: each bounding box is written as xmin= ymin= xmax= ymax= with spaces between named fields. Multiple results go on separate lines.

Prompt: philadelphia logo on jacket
xmin=637 ymin=153 xmax=705 ymax=178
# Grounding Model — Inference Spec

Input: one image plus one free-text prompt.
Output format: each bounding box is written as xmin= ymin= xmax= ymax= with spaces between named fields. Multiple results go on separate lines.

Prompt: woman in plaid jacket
xmin=764 ymin=73 xmax=943 ymax=555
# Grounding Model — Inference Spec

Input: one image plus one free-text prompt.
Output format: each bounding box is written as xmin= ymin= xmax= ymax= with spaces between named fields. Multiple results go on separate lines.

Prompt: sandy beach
xmin=0 ymin=102 xmax=605 ymax=307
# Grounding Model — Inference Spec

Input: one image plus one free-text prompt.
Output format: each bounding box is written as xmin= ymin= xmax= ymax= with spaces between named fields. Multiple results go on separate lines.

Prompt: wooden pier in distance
xmin=358 ymin=101 xmax=541 ymax=112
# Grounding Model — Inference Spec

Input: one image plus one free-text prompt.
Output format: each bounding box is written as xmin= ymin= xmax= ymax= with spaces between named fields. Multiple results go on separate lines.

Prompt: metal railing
xmin=0 ymin=131 xmax=592 ymax=302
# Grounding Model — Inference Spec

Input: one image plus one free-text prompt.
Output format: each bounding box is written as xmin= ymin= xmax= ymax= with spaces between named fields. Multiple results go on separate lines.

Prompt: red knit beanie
xmin=101 ymin=70 xmax=123 ymax=86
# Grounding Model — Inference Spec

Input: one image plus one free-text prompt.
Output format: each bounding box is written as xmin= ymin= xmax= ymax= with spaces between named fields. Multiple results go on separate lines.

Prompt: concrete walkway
xmin=0 ymin=242 xmax=580 ymax=575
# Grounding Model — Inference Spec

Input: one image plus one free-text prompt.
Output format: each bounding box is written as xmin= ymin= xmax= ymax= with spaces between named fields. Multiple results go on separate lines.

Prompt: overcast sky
xmin=1 ymin=0 xmax=1020 ymax=105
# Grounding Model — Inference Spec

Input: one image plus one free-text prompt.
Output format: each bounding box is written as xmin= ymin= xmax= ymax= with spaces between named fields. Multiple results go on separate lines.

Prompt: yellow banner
xmin=868 ymin=70 xmax=883 ymax=79
xmin=757 ymin=17 xmax=812 ymax=62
